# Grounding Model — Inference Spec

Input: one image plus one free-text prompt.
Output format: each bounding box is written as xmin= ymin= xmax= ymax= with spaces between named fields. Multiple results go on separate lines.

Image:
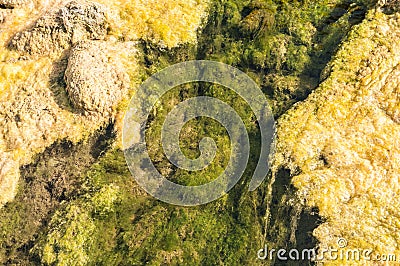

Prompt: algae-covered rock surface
xmin=273 ymin=9 xmax=400 ymax=264
xmin=0 ymin=0 xmax=207 ymax=207
xmin=10 ymin=0 xmax=109 ymax=56
xmin=65 ymin=41 xmax=130 ymax=115
xmin=0 ymin=0 xmax=399 ymax=265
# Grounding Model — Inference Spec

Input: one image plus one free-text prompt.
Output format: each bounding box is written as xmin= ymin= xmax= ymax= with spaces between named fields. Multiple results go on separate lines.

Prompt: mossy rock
xmin=273 ymin=10 xmax=400 ymax=264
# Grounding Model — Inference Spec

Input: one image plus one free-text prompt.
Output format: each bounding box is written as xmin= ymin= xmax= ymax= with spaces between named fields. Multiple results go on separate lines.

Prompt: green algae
xmin=0 ymin=0 xmax=380 ymax=264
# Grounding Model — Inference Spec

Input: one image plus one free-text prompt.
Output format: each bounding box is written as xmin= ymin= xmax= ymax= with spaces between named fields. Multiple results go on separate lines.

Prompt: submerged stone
xmin=64 ymin=41 xmax=130 ymax=115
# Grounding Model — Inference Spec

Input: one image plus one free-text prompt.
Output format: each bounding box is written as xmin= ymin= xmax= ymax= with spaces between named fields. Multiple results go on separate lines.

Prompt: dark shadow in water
xmin=48 ymin=49 xmax=82 ymax=114
xmin=267 ymin=167 xmax=326 ymax=266
xmin=0 ymin=123 xmax=115 ymax=265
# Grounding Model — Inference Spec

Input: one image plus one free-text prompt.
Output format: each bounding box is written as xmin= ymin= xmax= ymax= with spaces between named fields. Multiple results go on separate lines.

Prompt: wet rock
xmin=273 ymin=11 xmax=400 ymax=261
xmin=239 ymin=7 xmax=275 ymax=37
xmin=0 ymin=41 xmax=129 ymax=208
xmin=64 ymin=41 xmax=129 ymax=115
xmin=10 ymin=0 xmax=109 ymax=56
xmin=379 ymin=0 xmax=400 ymax=14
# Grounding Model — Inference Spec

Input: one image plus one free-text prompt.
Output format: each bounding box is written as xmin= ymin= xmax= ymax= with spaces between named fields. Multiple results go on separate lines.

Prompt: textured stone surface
xmin=0 ymin=0 xmax=32 ymax=9
xmin=65 ymin=41 xmax=130 ymax=115
xmin=0 ymin=153 xmax=19 ymax=206
xmin=10 ymin=0 xmax=109 ymax=55
xmin=273 ymin=10 xmax=400 ymax=264
xmin=0 ymin=39 xmax=134 ymax=208
xmin=0 ymin=9 xmax=10 ymax=23
xmin=379 ymin=0 xmax=400 ymax=13
xmin=0 ymin=0 xmax=207 ymax=209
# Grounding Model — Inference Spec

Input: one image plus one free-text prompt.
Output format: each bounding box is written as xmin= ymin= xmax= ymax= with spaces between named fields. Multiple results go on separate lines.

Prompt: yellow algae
xmin=273 ymin=10 xmax=400 ymax=265
xmin=97 ymin=0 xmax=209 ymax=47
